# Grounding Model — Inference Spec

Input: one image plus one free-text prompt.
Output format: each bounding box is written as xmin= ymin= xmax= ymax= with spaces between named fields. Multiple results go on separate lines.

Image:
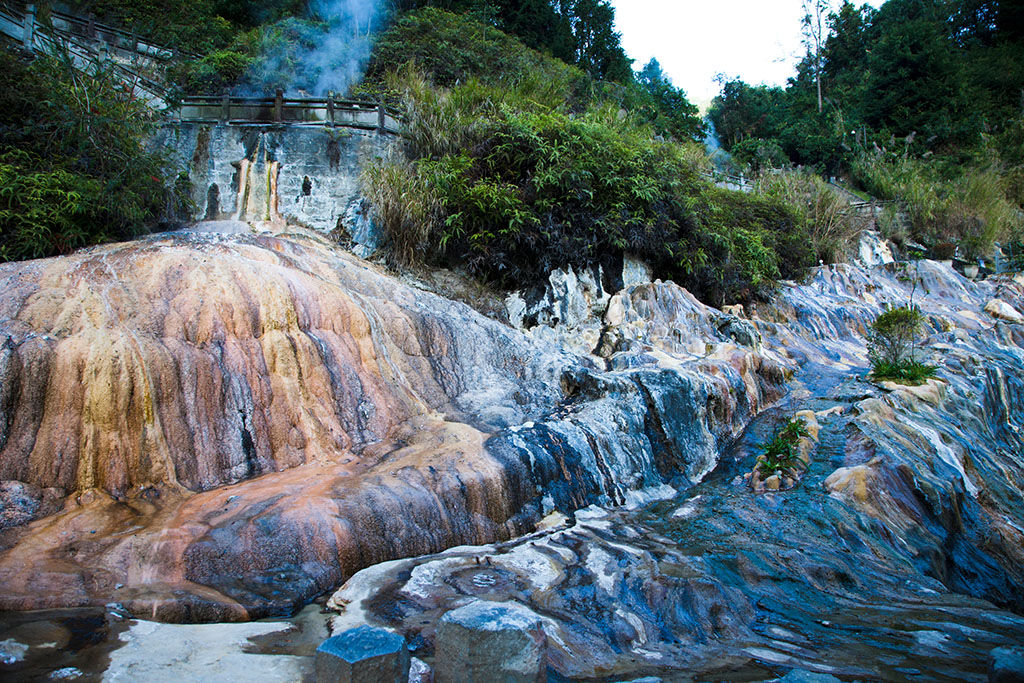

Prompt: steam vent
xmin=2 ymin=1 xmax=1024 ymax=681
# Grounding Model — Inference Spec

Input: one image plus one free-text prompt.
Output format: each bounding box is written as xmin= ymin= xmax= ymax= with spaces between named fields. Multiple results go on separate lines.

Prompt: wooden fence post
xmin=275 ymin=89 xmax=284 ymax=123
xmin=86 ymin=14 xmax=95 ymax=40
xmin=327 ymin=91 xmax=335 ymax=126
xmin=23 ymin=4 xmax=36 ymax=48
xmin=377 ymin=103 xmax=386 ymax=133
xmin=221 ymin=95 xmax=230 ymax=122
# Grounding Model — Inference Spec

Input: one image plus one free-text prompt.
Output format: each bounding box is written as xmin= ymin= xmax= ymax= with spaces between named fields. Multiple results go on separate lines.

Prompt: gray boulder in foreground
xmin=434 ymin=600 xmax=547 ymax=682
xmin=316 ymin=625 xmax=409 ymax=683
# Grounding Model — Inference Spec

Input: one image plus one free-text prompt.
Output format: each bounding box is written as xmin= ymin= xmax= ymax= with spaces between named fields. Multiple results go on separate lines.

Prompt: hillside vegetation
xmin=709 ymin=0 xmax=1024 ymax=258
xmin=360 ymin=9 xmax=827 ymax=305
xmin=0 ymin=52 xmax=186 ymax=261
xmin=4 ymin=0 xmax=1018 ymax=304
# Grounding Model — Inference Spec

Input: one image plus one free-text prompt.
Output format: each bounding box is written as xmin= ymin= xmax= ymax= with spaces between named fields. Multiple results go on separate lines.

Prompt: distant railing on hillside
xmin=1 ymin=1 xmax=197 ymax=61
xmin=0 ymin=2 xmax=172 ymax=106
xmin=704 ymin=170 xmax=753 ymax=192
xmin=995 ymin=242 xmax=1024 ymax=273
xmin=175 ymin=91 xmax=403 ymax=134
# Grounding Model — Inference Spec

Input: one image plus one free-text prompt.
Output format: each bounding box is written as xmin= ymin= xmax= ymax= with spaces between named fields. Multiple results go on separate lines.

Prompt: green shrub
xmin=169 ymin=49 xmax=255 ymax=94
xmin=66 ymin=0 xmax=235 ymax=54
xmin=731 ymin=138 xmax=790 ymax=174
xmin=364 ymin=69 xmax=815 ymax=304
xmin=363 ymin=8 xmax=587 ymax=100
xmin=0 ymin=52 xmax=175 ymax=261
xmin=0 ymin=155 xmax=100 ymax=259
xmin=869 ymin=359 xmax=938 ymax=384
xmin=867 ymin=305 xmax=938 ymax=384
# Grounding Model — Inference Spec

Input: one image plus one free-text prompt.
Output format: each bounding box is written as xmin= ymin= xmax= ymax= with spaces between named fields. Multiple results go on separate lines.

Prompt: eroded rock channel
xmin=1 ymin=228 xmax=1023 ymax=680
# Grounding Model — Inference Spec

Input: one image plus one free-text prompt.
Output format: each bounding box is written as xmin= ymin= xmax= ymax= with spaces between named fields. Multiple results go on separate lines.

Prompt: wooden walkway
xmin=1 ymin=2 xmax=172 ymax=105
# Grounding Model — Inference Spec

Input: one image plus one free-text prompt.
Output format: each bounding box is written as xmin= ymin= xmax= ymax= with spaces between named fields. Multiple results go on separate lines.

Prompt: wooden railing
xmin=1 ymin=2 xmax=197 ymax=61
xmin=175 ymin=90 xmax=403 ymax=134
xmin=702 ymin=170 xmax=753 ymax=192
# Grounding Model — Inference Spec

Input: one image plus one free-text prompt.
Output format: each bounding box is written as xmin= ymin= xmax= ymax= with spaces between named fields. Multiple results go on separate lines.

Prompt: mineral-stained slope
xmin=0 ymin=230 xmax=783 ymax=620
xmin=328 ymin=261 xmax=1024 ymax=682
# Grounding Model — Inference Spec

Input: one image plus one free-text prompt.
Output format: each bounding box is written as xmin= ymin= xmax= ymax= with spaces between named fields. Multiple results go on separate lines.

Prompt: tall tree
xmin=498 ymin=0 xmax=575 ymax=62
xmin=802 ymin=0 xmax=834 ymax=112
xmin=633 ymin=58 xmax=705 ymax=141
xmin=708 ymin=79 xmax=787 ymax=148
xmin=553 ymin=0 xmax=632 ymax=82
xmin=863 ymin=0 xmax=971 ymax=145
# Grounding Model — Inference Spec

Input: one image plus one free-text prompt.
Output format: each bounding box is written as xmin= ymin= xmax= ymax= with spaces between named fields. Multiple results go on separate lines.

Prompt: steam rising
xmin=304 ymin=0 xmax=379 ymax=96
xmin=242 ymin=0 xmax=381 ymax=97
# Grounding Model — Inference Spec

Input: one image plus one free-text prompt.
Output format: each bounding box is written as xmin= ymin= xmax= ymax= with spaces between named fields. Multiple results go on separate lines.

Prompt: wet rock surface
xmin=988 ymin=646 xmax=1024 ymax=683
xmin=0 ymin=229 xmax=779 ymax=620
xmin=0 ymin=227 xmax=1022 ymax=681
xmin=315 ymin=625 xmax=408 ymax=683
xmin=0 ymin=230 xmax=571 ymax=619
xmin=325 ymin=261 xmax=1024 ymax=682
xmin=434 ymin=601 xmax=547 ymax=682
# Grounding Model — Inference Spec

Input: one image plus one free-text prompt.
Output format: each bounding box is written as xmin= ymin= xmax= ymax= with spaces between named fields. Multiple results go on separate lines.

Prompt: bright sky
xmin=610 ymin=0 xmax=886 ymax=109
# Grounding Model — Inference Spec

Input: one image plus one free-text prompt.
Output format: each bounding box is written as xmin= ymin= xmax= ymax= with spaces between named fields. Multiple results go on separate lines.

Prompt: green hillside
xmin=3 ymin=0 xmax=1020 ymax=302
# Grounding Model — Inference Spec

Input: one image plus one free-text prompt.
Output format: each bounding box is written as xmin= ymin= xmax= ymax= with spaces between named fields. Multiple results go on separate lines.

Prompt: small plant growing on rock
xmin=867 ymin=305 xmax=937 ymax=384
xmin=757 ymin=417 xmax=809 ymax=477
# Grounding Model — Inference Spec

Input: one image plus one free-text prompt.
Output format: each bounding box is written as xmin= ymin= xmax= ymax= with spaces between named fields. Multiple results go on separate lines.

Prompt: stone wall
xmin=155 ymin=123 xmax=395 ymax=236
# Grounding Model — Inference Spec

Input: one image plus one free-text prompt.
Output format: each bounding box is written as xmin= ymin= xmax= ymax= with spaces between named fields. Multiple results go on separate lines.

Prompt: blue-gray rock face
xmin=989 ymin=646 xmax=1024 ymax=683
xmin=0 ymin=214 xmax=1022 ymax=683
xmin=0 ymin=229 xmax=775 ymax=620
xmin=326 ymin=262 xmax=1024 ymax=682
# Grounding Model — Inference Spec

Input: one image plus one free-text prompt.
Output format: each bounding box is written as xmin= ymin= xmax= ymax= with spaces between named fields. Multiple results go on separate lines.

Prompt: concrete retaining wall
xmin=155 ymin=123 xmax=395 ymax=235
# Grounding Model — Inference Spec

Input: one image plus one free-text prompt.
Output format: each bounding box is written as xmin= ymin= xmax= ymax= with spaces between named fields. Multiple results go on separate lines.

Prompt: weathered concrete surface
xmin=0 ymin=601 xmax=326 ymax=681
xmin=103 ymin=606 xmax=327 ymax=682
xmin=155 ymin=123 xmax=392 ymax=239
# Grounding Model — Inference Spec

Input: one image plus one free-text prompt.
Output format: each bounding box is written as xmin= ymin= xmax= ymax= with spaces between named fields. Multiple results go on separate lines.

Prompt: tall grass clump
xmin=755 ymin=171 xmax=868 ymax=263
xmin=361 ymin=158 xmax=443 ymax=267
xmin=852 ymin=151 xmax=1022 ymax=258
